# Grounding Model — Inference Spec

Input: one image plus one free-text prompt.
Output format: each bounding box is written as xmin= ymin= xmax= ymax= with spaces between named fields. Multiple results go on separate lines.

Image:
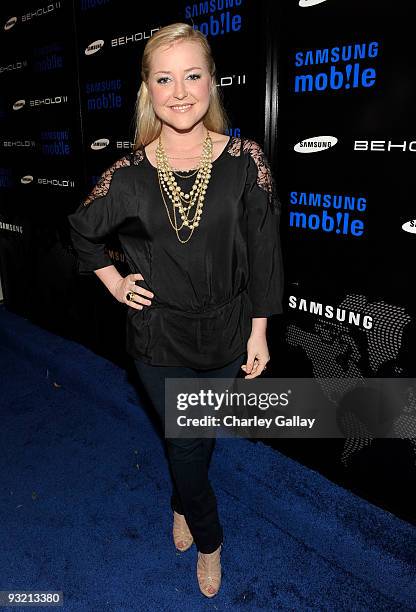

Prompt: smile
xmin=170 ymin=104 xmax=193 ymax=112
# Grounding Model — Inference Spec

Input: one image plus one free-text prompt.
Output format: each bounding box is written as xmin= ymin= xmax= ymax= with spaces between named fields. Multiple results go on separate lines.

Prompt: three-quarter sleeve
xmin=244 ymin=140 xmax=284 ymax=317
xmin=67 ymin=156 xmax=131 ymax=274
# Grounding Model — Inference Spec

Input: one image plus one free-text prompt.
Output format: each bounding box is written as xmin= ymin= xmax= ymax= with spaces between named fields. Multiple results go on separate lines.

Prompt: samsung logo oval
xmin=85 ymin=39 xmax=104 ymax=56
xmin=299 ymin=0 xmax=328 ymax=6
xmin=294 ymin=136 xmax=338 ymax=153
xmin=402 ymin=220 xmax=416 ymax=234
xmin=91 ymin=138 xmax=110 ymax=150
xmin=13 ymin=99 xmax=26 ymax=110
xmin=21 ymin=175 xmax=34 ymax=184
xmin=4 ymin=16 xmax=17 ymax=31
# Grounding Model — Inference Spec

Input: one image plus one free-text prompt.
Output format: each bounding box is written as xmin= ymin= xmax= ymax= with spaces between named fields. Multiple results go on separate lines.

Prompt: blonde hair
xmin=132 ymin=23 xmax=230 ymax=150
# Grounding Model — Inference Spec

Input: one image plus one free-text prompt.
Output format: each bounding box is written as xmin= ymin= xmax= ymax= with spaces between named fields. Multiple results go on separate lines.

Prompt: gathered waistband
xmin=146 ymin=287 xmax=248 ymax=319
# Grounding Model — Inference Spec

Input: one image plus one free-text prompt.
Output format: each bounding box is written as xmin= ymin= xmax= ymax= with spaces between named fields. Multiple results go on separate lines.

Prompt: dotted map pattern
xmin=287 ymin=294 xmax=415 ymax=466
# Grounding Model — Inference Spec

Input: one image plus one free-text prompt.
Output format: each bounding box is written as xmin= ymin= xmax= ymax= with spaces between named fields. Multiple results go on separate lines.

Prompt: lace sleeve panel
xmin=242 ymin=138 xmax=281 ymax=216
xmin=82 ymin=154 xmax=133 ymax=207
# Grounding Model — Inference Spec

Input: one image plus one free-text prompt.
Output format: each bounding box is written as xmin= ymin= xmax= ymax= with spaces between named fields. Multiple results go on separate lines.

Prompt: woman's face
xmin=147 ymin=40 xmax=212 ymax=133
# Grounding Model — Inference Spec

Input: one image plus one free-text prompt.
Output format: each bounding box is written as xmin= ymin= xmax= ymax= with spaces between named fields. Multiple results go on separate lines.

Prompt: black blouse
xmin=67 ymin=136 xmax=284 ymax=369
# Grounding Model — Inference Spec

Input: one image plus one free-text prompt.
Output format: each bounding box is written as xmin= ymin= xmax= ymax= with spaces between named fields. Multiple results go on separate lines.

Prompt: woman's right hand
xmin=112 ymin=273 xmax=154 ymax=310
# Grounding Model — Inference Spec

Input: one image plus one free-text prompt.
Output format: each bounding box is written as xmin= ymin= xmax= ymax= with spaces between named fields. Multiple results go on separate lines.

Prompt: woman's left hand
xmin=241 ymin=332 xmax=270 ymax=379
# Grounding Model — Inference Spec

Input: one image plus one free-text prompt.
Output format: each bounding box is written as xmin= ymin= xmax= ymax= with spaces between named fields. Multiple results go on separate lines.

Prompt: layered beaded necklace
xmin=155 ymin=130 xmax=213 ymax=244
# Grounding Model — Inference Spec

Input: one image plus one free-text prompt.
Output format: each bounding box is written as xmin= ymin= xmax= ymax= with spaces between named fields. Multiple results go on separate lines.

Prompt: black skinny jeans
xmin=133 ymin=352 xmax=246 ymax=554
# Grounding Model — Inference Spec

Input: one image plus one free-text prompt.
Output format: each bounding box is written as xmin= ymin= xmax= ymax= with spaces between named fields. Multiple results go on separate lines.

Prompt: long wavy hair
xmin=132 ymin=23 xmax=230 ymax=151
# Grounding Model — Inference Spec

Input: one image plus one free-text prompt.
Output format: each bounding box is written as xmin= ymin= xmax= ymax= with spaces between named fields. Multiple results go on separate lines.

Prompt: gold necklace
xmin=173 ymin=168 xmax=199 ymax=179
xmin=156 ymin=130 xmax=213 ymax=244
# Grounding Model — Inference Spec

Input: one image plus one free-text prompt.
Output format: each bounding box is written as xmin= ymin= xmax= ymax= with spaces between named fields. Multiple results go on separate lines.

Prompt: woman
xmin=67 ymin=22 xmax=284 ymax=598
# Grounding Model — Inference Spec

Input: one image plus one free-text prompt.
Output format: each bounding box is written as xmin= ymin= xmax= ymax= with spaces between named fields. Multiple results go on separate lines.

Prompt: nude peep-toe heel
xmin=197 ymin=543 xmax=222 ymax=598
xmin=173 ymin=510 xmax=194 ymax=552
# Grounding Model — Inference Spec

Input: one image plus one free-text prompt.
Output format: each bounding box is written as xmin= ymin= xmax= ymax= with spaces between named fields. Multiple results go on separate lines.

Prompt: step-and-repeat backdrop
xmin=0 ymin=0 xmax=270 ymax=363
xmin=1 ymin=1 xmax=415 ymax=511
xmin=274 ymin=0 xmax=416 ymax=512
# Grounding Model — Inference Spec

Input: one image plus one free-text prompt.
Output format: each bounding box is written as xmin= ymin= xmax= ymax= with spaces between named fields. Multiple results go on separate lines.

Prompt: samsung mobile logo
xmin=13 ymin=99 xmax=26 ymax=110
xmin=299 ymin=0 xmax=328 ymax=6
xmin=21 ymin=175 xmax=34 ymax=184
xmin=402 ymin=220 xmax=416 ymax=234
xmin=4 ymin=16 xmax=17 ymax=30
xmin=85 ymin=40 xmax=104 ymax=56
xmin=91 ymin=138 xmax=109 ymax=150
xmin=294 ymin=136 xmax=337 ymax=153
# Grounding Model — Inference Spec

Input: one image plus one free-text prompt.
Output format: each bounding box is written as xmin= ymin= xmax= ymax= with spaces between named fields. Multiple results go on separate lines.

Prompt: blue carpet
xmin=0 ymin=304 xmax=415 ymax=611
